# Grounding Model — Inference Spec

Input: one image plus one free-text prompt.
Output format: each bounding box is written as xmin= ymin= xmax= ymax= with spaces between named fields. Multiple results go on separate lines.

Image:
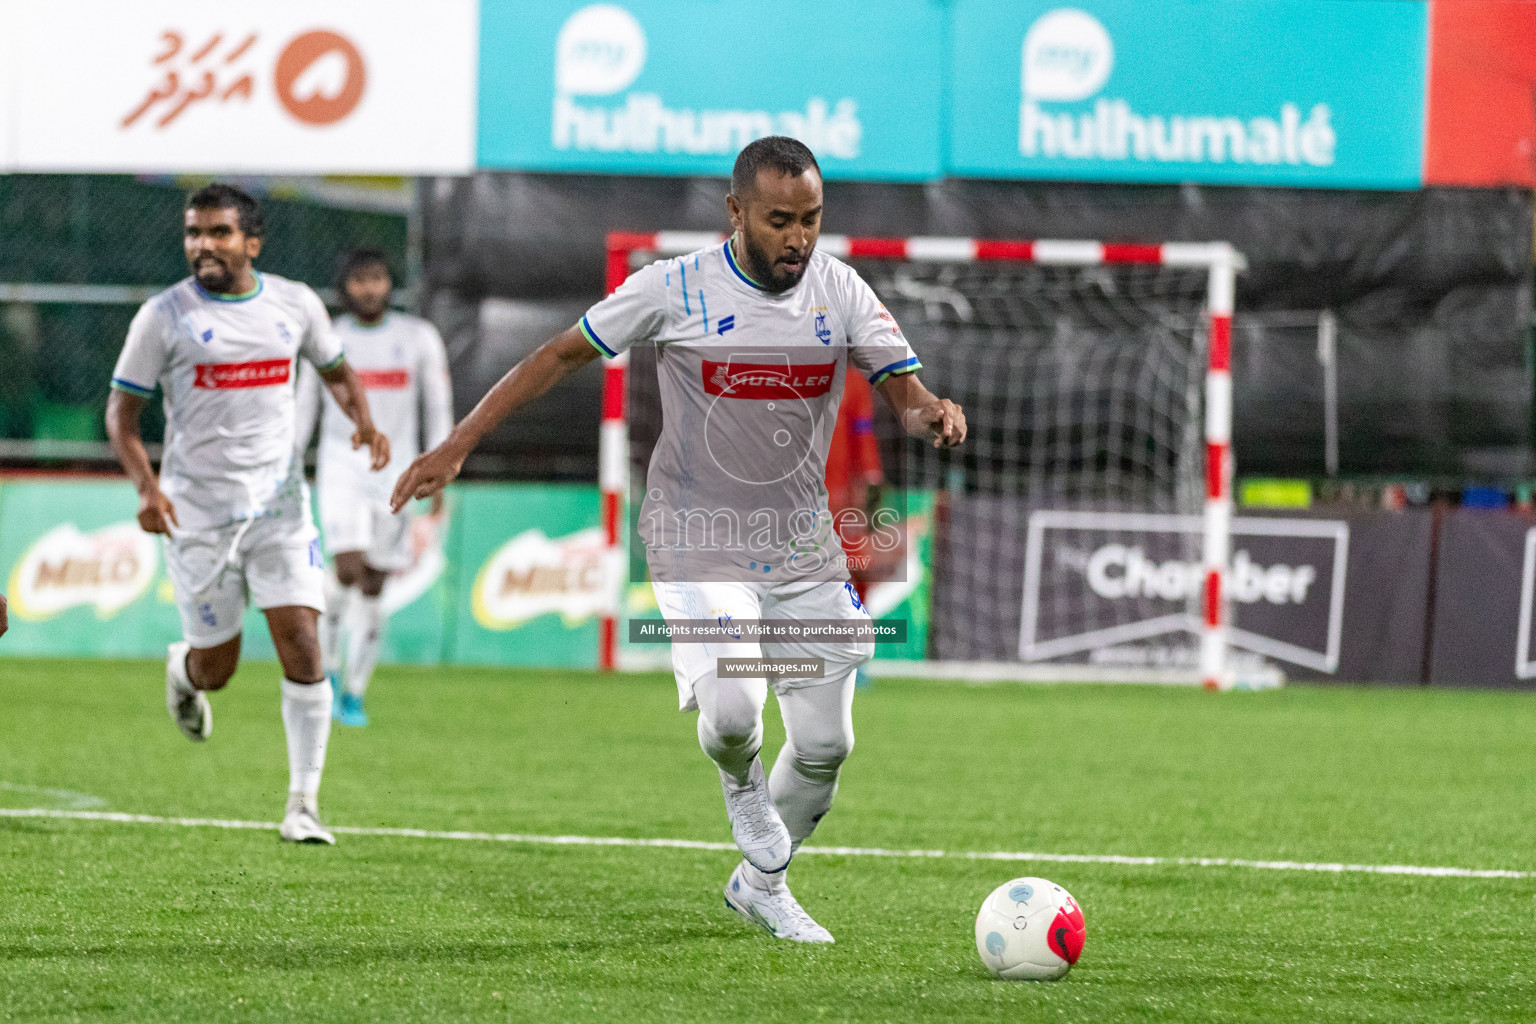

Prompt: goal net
xmin=599 ymin=233 xmax=1242 ymax=688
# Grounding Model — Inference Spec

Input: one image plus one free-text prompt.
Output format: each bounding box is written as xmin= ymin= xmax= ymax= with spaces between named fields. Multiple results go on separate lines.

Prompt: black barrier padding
xmin=1428 ymin=508 xmax=1536 ymax=690
xmin=423 ymin=175 xmax=1532 ymax=479
xmin=1245 ymin=509 xmax=1433 ymax=686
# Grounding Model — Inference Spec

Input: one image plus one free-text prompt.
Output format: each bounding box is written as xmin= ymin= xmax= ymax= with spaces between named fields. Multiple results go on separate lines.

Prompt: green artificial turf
xmin=3 ymin=659 xmax=1535 ymax=1022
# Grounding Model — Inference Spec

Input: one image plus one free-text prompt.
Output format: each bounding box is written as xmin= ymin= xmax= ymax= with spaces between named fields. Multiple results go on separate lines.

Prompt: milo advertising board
xmin=0 ymin=475 xmax=452 ymax=663
xmin=0 ymin=476 xmax=935 ymax=668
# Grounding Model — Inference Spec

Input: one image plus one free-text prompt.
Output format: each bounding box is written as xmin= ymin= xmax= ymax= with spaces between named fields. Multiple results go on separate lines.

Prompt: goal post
xmin=597 ymin=231 xmax=1243 ymax=689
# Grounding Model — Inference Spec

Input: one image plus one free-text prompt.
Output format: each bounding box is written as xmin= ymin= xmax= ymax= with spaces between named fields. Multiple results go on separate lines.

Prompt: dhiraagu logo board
xmin=478 ymin=0 xmax=945 ymax=180
xmin=948 ymin=0 xmax=1428 ymax=188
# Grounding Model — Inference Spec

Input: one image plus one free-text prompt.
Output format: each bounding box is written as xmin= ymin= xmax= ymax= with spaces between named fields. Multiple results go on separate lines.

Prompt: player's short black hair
xmin=185 ymin=183 xmax=264 ymax=238
xmin=731 ymin=136 xmax=821 ymax=197
xmin=336 ymin=246 xmax=394 ymax=290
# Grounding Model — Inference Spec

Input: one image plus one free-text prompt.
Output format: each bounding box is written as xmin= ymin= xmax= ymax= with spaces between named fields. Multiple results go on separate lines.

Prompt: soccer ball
xmin=974 ymin=877 xmax=1085 ymax=980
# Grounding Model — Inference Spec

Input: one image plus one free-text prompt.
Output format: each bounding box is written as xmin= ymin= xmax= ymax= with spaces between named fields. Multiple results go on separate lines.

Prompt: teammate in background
xmin=390 ymin=138 xmax=966 ymax=942
xmin=106 ymin=184 xmax=389 ymax=845
xmin=296 ymin=248 xmax=453 ymax=727
xmin=824 ymin=369 xmax=886 ymax=688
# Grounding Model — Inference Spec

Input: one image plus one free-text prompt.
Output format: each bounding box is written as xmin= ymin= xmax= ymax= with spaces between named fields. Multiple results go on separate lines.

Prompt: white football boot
xmin=720 ymin=758 xmax=792 ymax=874
xmin=724 ymin=862 xmax=834 ymax=943
xmin=164 ymin=641 xmax=211 ymax=741
xmin=279 ymin=794 xmax=335 ymax=845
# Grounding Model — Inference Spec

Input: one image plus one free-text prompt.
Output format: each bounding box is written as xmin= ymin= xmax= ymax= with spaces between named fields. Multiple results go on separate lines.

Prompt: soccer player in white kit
xmin=391 ymin=138 xmax=966 ymax=941
xmin=295 ymin=248 xmax=453 ymax=727
xmin=106 ymin=185 xmax=390 ymax=845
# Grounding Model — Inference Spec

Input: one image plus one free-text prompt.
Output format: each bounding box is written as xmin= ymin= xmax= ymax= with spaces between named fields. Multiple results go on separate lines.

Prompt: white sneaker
xmin=724 ymin=862 xmax=834 ymax=943
xmin=279 ymin=794 xmax=335 ymax=845
xmin=164 ymin=641 xmax=210 ymax=742
xmin=720 ymin=759 xmax=792 ymax=874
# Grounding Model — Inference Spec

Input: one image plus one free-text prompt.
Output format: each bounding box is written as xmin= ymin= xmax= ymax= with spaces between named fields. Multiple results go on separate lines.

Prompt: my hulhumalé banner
xmin=476 ymin=0 xmax=947 ymax=181
xmin=947 ymin=0 xmax=1428 ymax=189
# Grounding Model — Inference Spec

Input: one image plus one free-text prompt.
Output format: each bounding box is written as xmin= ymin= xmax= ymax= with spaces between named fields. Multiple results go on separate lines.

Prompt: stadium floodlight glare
xmin=600 ymin=232 xmax=1244 ymax=689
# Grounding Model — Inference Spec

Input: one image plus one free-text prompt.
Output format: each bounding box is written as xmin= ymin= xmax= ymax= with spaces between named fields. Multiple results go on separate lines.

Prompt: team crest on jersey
xmin=275 ymin=321 xmax=293 ymax=344
xmin=814 ymin=311 xmax=832 ymax=345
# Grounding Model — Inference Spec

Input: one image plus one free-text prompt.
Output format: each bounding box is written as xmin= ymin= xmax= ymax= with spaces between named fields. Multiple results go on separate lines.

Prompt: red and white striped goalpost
xmin=598 ymin=231 xmax=1243 ymax=690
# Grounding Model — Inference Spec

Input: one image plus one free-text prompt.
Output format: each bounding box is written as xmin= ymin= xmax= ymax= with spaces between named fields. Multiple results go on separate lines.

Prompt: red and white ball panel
xmin=974 ymin=877 xmax=1086 ymax=981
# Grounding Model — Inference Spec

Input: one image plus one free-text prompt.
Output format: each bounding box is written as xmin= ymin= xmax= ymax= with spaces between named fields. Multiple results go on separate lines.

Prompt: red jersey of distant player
xmin=825 ymin=369 xmax=887 ymax=598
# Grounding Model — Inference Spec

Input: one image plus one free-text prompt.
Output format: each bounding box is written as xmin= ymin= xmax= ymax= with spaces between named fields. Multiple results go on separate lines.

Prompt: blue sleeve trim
xmin=867 ymin=356 xmax=922 ymax=385
xmin=580 ymin=316 xmax=618 ymax=358
xmin=110 ymin=376 xmax=155 ymax=397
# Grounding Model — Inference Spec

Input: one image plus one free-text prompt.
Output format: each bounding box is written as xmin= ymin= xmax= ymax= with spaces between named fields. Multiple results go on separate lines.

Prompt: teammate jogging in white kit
xmin=296 ymin=247 xmax=453 ymax=727
xmin=106 ymin=184 xmax=389 ymax=845
xmin=390 ymin=138 xmax=966 ymax=941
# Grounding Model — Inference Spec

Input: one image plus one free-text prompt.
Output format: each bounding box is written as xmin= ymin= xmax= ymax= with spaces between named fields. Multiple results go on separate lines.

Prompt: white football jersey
xmin=111 ymin=273 xmax=343 ymax=531
xmin=581 ymin=239 xmax=919 ymax=582
xmin=295 ymin=311 xmax=454 ymax=502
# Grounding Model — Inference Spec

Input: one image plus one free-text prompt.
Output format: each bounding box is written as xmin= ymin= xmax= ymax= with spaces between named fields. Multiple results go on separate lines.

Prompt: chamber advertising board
xmin=947 ymin=0 xmax=1428 ymax=189
xmin=929 ymin=499 xmax=1431 ymax=683
xmin=6 ymin=0 xmax=478 ymax=173
xmin=1020 ymin=510 xmax=1352 ymax=677
xmin=477 ymin=0 xmax=945 ymax=180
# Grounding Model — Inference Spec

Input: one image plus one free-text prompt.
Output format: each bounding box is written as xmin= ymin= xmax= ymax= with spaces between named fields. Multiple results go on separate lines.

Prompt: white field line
xmin=4 ymin=806 xmax=1531 ymax=881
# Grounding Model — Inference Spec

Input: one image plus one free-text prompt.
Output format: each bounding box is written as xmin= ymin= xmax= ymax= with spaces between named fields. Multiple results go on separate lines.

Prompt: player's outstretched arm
xmin=105 ymin=389 xmax=179 ymax=534
xmin=319 ymin=361 xmax=390 ymax=471
xmin=390 ymin=325 xmax=599 ymax=511
xmin=875 ymin=372 xmax=967 ymax=448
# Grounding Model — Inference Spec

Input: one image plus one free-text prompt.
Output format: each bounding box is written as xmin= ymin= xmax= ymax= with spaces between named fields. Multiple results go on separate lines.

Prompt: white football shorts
xmin=319 ymin=490 xmax=413 ymax=572
xmin=163 ymin=510 xmax=327 ymax=648
xmin=651 ymin=577 xmax=874 ymax=712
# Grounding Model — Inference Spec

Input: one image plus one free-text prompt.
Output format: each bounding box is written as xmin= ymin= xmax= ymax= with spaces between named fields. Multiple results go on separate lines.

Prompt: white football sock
xmin=694 ymin=675 xmax=767 ymax=785
xmin=319 ymin=571 xmax=350 ymax=678
xmin=281 ymin=679 xmax=333 ymax=799
xmin=344 ymin=593 xmax=383 ymax=698
xmin=740 ymin=859 xmax=789 ymax=892
xmin=169 ymin=642 xmax=196 ymax=694
xmin=771 ymin=668 xmax=857 ymax=850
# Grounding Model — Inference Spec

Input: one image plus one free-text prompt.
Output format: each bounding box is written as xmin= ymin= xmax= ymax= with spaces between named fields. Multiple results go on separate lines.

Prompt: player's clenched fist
xmin=390 ymin=443 xmax=464 ymax=513
xmin=136 ymin=486 xmax=180 ymax=535
xmin=910 ymin=398 xmax=967 ymax=448
xmin=353 ymin=424 xmax=391 ymax=472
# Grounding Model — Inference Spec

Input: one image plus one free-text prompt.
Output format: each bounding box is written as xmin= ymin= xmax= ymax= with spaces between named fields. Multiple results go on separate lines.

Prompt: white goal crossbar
xmin=597 ymin=231 xmax=1244 ymax=689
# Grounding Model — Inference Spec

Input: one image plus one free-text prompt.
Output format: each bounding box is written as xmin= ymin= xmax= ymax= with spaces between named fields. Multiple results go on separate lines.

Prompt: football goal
xmin=598 ymin=231 xmax=1244 ymax=689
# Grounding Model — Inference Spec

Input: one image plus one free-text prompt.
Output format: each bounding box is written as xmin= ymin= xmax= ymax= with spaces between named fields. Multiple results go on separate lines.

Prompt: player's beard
xmin=192 ymin=256 xmax=236 ymax=294
xmin=739 ymin=229 xmax=810 ymax=293
xmin=344 ymin=292 xmax=389 ymax=322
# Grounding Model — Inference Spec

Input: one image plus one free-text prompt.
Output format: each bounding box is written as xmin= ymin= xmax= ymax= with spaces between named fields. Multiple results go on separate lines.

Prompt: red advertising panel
xmin=1425 ymin=0 xmax=1536 ymax=187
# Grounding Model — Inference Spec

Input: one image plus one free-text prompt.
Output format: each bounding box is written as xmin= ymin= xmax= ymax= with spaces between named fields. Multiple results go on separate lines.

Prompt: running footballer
xmin=391 ymin=138 xmax=966 ymax=941
xmin=106 ymin=184 xmax=389 ymax=845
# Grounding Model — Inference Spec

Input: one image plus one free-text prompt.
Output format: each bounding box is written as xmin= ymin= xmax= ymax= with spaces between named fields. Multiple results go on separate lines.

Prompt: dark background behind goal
xmin=420 ymin=174 xmax=1533 ymax=483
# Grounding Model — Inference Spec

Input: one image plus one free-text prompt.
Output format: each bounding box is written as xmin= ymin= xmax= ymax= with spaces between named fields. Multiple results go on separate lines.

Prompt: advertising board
xmin=7 ymin=0 xmax=477 ymax=173
xmin=947 ymin=0 xmax=1428 ymax=188
xmin=477 ymin=0 xmax=945 ymax=180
